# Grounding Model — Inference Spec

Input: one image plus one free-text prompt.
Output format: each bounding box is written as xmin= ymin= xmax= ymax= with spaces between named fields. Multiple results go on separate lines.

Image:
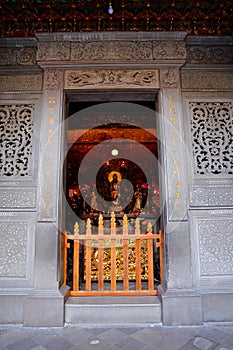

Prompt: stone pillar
xmin=24 ymin=69 xmax=69 ymax=327
xmin=158 ymin=67 xmax=203 ymax=325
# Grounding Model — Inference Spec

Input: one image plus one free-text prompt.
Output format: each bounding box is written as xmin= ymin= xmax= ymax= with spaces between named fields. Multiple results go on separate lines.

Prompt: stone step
xmin=65 ymin=296 xmax=161 ymax=326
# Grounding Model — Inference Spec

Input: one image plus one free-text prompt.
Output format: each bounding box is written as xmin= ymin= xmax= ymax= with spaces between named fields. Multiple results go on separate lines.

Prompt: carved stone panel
xmin=0 ymin=74 xmax=42 ymax=92
xmin=199 ymin=218 xmax=233 ymax=276
xmin=0 ymin=47 xmax=36 ymax=66
xmin=160 ymin=68 xmax=180 ymax=88
xmin=0 ymin=189 xmax=36 ymax=208
xmin=189 ymin=101 xmax=233 ymax=176
xmin=37 ymin=41 xmax=70 ymax=61
xmin=0 ymin=221 xmax=27 ymax=277
xmin=153 ymin=40 xmax=186 ymax=60
xmin=0 ymin=104 xmax=35 ymax=177
xmin=65 ymin=69 xmax=159 ymax=89
xmin=190 ymin=183 xmax=233 ymax=207
xmin=181 ymin=72 xmax=233 ymax=91
xmin=190 ymin=210 xmax=233 ymax=288
xmin=71 ymin=41 xmax=153 ymax=61
xmin=186 ymin=46 xmax=233 ymax=65
xmin=0 ymin=212 xmax=35 ymax=287
xmin=44 ymin=69 xmax=64 ymax=90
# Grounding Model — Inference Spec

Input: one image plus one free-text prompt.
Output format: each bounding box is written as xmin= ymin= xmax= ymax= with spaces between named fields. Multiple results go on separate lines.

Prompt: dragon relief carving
xmin=65 ymin=69 xmax=159 ymax=88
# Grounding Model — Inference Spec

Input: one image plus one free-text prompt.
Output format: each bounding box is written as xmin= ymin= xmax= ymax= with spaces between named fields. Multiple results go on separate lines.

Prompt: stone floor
xmin=1 ymin=324 xmax=233 ymax=350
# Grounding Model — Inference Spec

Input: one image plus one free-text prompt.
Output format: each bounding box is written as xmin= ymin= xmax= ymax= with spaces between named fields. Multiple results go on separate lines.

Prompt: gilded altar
xmin=84 ymin=238 xmax=149 ymax=281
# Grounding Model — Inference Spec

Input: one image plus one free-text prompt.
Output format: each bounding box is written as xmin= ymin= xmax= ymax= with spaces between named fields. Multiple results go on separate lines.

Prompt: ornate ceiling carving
xmin=0 ymin=0 xmax=232 ymax=37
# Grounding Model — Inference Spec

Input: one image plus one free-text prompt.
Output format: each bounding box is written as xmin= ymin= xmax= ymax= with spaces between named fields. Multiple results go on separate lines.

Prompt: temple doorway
xmin=62 ymin=92 xmax=163 ymax=296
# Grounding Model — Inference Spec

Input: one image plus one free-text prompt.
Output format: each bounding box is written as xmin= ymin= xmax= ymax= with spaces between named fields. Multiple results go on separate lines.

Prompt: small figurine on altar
xmin=90 ymin=190 xmax=98 ymax=212
xmin=133 ymin=183 xmax=143 ymax=212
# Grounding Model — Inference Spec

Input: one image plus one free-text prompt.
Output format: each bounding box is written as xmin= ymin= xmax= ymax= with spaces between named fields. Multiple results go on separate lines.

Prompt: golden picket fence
xmin=62 ymin=213 xmax=163 ymax=296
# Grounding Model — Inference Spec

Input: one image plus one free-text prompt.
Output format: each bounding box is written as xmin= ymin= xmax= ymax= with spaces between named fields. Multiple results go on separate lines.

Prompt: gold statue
xmin=108 ymin=171 xmax=122 ymax=201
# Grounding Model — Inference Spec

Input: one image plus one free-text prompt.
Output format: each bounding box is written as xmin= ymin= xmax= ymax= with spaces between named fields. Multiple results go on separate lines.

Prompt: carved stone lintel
xmin=71 ymin=41 xmax=153 ymax=61
xmin=160 ymin=68 xmax=180 ymax=88
xmin=181 ymin=72 xmax=233 ymax=91
xmin=0 ymin=74 xmax=42 ymax=92
xmin=36 ymin=36 xmax=187 ymax=63
xmin=65 ymin=69 xmax=159 ymax=89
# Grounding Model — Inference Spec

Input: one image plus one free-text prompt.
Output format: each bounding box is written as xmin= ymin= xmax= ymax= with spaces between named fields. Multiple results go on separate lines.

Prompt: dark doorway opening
xmin=62 ymin=91 xmax=162 ymax=295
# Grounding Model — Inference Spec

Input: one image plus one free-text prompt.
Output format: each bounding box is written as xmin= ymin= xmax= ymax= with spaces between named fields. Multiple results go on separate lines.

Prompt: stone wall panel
xmin=0 ymin=189 xmax=36 ymax=209
xmin=190 ymin=210 xmax=233 ymax=288
xmin=0 ymin=212 xmax=35 ymax=288
xmin=0 ymin=74 xmax=42 ymax=92
xmin=181 ymin=72 xmax=233 ymax=91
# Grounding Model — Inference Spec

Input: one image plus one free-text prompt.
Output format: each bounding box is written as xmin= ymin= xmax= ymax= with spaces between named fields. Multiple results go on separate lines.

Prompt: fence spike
xmin=111 ymin=212 xmax=116 ymax=234
xmin=98 ymin=214 xmax=104 ymax=235
xmin=74 ymin=222 xmax=79 ymax=236
xmin=86 ymin=218 xmax=92 ymax=236
xmin=123 ymin=214 xmax=128 ymax=235
xmin=135 ymin=217 xmax=140 ymax=236
xmin=147 ymin=221 xmax=152 ymax=234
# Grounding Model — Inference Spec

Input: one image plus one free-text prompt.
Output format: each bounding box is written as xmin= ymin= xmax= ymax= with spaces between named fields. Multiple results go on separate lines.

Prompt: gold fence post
xmin=110 ymin=212 xmax=117 ymax=291
xmin=135 ymin=217 xmax=142 ymax=291
xmin=85 ymin=218 xmax=92 ymax=291
xmin=123 ymin=214 xmax=129 ymax=291
xmin=73 ymin=222 xmax=80 ymax=291
xmin=147 ymin=222 xmax=154 ymax=291
xmin=98 ymin=214 xmax=104 ymax=291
